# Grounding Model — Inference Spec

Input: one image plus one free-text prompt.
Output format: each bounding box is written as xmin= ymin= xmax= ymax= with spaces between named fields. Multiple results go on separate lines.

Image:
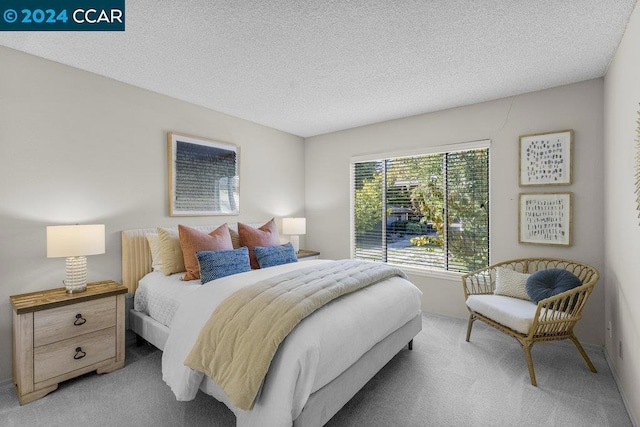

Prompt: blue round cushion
xmin=525 ymin=268 xmax=582 ymax=303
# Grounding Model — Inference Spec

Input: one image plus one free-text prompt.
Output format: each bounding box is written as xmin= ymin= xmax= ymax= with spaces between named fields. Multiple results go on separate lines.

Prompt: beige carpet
xmin=0 ymin=312 xmax=632 ymax=426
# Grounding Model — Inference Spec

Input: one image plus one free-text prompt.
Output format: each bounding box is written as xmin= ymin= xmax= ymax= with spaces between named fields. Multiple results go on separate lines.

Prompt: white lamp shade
xmin=282 ymin=217 xmax=306 ymax=235
xmin=47 ymin=224 xmax=106 ymax=258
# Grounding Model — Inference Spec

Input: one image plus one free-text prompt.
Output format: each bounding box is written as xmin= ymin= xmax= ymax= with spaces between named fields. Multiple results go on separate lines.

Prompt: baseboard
xmin=581 ymin=341 xmax=604 ymax=351
xmin=0 ymin=377 xmax=13 ymax=392
xmin=604 ymin=347 xmax=638 ymax=427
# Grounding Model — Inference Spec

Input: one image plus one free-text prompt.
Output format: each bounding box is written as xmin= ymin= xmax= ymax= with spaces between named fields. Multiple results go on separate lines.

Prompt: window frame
xmin=350 ymin=139 xmax=491 ymax=278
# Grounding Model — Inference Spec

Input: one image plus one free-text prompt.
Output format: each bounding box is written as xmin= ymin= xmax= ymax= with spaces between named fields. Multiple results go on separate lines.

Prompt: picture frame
xmin=168 ymin=132 xmax=239 ymax=216
xmin=519 ymin=130 xmax=573 ymax=186
xmin=519 ymin=192 xmax=572 ymax=246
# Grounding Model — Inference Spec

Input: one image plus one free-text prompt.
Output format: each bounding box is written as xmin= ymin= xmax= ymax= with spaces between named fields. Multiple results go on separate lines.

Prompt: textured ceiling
xmin=0 ymin=1 xmax=636 ymax=137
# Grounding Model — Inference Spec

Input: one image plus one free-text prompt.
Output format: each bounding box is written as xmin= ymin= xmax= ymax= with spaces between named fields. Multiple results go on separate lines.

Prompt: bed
xmin=122 ymin=224 xmax=423 ymax=426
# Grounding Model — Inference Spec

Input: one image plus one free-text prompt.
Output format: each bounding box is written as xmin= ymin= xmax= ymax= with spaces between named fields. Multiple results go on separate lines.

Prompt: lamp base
xmin=65 ymin=256 xmax=88 ymax=294
xmin=64 ymin=284 xmax=87 ymax=294
xmin=289 ymin=235 xmax=300 ymax=253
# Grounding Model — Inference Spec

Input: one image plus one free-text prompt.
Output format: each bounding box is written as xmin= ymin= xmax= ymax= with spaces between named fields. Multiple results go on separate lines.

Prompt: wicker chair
xmin=462 ymin=258 xmax=599 ymax=386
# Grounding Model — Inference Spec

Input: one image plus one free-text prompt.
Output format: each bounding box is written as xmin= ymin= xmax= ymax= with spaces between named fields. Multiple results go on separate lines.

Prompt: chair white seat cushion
xmin=466 ymin=295 xmax=538 ymax=335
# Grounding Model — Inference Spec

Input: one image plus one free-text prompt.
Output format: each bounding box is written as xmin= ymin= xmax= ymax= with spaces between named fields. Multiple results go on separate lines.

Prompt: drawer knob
xmin=74 ymin=347 xmax=86 ymax=360
xmin=74 ymin=314 xmax=87 ymax=326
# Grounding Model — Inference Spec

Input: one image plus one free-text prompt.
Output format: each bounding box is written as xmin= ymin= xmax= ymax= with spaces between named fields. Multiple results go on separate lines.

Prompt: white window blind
xmin=351 ymin=145 xmax=489 ymax=273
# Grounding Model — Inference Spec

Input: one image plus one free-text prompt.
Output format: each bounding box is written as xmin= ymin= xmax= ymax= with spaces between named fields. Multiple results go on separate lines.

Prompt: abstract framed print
xmin=519 ymin=192 xmax=572 ymax=246
xmin=168 ymin=132 xmax=239 ymax=216
xmin=519 ymin=130 xmax=573 ymax=186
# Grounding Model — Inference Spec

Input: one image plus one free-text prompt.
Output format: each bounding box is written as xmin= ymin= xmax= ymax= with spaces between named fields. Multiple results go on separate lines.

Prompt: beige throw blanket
xmin=183 ymin=260 xmax=407 ymax=410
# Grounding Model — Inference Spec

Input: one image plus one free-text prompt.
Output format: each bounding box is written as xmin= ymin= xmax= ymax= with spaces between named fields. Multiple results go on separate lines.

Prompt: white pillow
xmin=494 ymin=267 xmax=531 ymax=300
xmin=145 ymin=233 xmax=163 ymax=272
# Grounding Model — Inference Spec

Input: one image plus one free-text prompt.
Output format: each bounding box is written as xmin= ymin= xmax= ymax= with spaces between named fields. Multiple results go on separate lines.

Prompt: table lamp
xmin=47 ymin=224 xmax=106 ymax=293
xmin=282 ymin=217 xmax=306 ymax=253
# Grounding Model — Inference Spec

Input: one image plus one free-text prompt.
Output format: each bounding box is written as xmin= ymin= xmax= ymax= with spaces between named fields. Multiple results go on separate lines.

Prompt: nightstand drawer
xmin=33 ymin=327 xmax=116 ymax=384
xmin=34 ymin=297 xmax=116 ymax=347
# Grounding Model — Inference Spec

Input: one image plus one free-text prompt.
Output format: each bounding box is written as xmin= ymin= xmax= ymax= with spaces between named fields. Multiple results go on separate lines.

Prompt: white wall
xmin=305 ymin=79 xmax=605 ymax=345
xmin=604 ymin=1 xmax=640 ymax=423
xmin=0 ymin=46 xmax=305 ymax=383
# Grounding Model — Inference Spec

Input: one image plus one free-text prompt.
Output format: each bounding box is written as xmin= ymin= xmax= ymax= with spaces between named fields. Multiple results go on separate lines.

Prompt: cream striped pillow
xmin=157 ymin=227 xmax=185 ymax=276
xmin=494 ymin=267 xmax=531 ymax=301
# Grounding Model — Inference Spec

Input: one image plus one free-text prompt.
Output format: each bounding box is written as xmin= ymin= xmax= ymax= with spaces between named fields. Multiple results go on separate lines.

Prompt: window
xmin=351 ymin=142 xmax=489 ymax=274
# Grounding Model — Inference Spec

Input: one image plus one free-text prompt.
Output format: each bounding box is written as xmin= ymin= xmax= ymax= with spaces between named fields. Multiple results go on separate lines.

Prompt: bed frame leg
xmin=136 ymin=334 xmax=145 ymax=347
xmin=408 ymin=339 xmax=413 ymax=350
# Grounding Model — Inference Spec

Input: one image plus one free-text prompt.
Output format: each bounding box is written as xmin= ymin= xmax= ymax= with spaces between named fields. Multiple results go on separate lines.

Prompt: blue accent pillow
xmin=525 ymin=268 xmax=582 ymax=303
xmin=254 ymin=242 xmax=298 ymax=269
xmin=196 ymin=247 xmax=251 ymax=284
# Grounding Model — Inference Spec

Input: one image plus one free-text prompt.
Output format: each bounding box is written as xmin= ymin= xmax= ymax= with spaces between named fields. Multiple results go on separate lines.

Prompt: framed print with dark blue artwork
xmin=168 ymin=132 xmax=239 ymax=216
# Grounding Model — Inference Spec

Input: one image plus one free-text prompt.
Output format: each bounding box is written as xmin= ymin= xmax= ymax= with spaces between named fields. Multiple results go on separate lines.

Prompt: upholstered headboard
xmin=121 ymin=223 xmax=265 ymax=294
xmin=121 ymin=227 xmax=155 ymax=294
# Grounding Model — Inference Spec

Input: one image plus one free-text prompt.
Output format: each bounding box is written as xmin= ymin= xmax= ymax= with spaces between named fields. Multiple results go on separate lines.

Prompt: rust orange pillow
xmin=238 ymin=219 xmax=280 ymax=269
xmin=179 ymin=224 xmax=233 ymax=280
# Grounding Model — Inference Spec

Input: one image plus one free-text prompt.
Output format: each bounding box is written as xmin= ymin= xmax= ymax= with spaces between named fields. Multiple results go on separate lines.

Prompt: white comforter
xmin=162 ymin=260 xmax=422 ymax=426
xmin=134 ymin=271 xmax=200 ymax=327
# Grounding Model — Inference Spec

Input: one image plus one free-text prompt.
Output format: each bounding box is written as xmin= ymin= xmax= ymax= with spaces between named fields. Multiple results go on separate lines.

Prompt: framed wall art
xmin=519 ymin=130 xmax=573 ymax=186
xmin=519 ymin=192 xmax=572 ymax=246
xmin=168 ymin=132 xmax=239 ymax=216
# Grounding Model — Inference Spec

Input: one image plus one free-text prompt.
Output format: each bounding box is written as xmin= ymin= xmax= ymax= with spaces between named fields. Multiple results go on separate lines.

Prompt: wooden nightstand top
xmin=297 ymin=250 xmax=320 ymax=259
xmin=10 ymin=280 xmax=127 ymax=315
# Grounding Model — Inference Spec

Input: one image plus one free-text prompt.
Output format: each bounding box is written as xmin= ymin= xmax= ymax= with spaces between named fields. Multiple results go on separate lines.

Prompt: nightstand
xmin=297 ymin=250 xmax=320 ymax=261
xmin=10 ymin=280 xmax=127 ymax=405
